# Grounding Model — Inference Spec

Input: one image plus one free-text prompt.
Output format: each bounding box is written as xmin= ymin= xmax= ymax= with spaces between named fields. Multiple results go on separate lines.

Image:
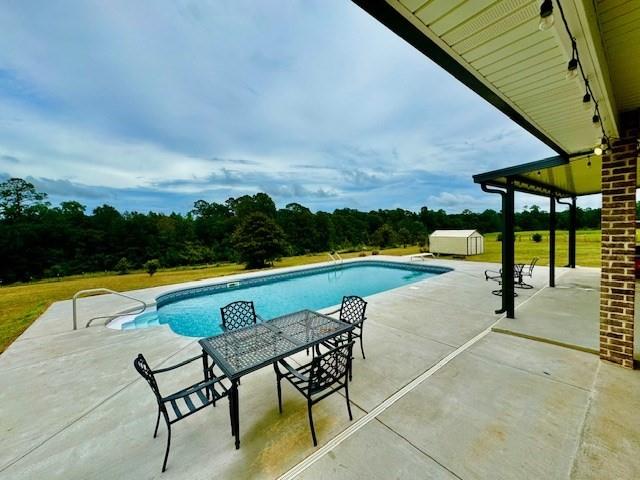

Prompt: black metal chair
xmin=485 ymin=263 xmax=532 ymax=296
xmin=522 ymin=257 xmax=539 ymax=279
xmin=323 ymin=296 xmax=368 ymax=359
xmin=220 ymin=300 xmax=262 ymax=331
xmin=274 ymin=342 xmax=354 ymax=446
xmin=133 ymin=352 xmax=230 ymax=473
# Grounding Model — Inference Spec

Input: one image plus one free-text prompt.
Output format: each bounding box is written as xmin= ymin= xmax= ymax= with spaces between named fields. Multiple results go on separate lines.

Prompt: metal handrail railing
xmin=327 ymin=252 xmax=343 ymax=265
xmin=72 ymin=288 xmax=148 ymax=330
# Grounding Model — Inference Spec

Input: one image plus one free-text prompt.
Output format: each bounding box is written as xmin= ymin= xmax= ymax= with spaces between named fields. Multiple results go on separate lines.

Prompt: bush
xmin=114 ymin=257 xmax=130 ymax=275
xmin=496 ymin=233 xmax=517 ymax=242
xmin=532 ymin=233 xmax=543 ymax=243
xmin=358 ymin=252 xmax=367 ymax=257
xmin=144 ymin=259 xmax=160 ymax=276
xmin=371 ymin=250 xmax=379 ymax=256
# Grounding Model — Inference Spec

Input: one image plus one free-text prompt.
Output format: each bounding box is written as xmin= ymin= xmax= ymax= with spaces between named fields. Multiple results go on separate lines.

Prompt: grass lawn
xmin=0 ymin=245 xmax=422 ymax=353
xmin=466 ymin=229 xmax=602 ymax=267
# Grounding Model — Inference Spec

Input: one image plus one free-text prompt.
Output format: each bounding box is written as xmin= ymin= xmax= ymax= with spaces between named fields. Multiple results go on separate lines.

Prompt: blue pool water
xmin=122 ymin=261 xmax=450 ymax=338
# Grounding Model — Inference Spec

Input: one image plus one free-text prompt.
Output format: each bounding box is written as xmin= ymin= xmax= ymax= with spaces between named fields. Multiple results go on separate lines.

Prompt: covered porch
xmin=354 ymin=0 xmax=640 ymax=368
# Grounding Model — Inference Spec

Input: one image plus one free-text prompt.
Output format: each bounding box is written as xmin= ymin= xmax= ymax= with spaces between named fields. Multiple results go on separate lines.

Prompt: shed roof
xmin=430 ymin=230 xmax=480 ymax=238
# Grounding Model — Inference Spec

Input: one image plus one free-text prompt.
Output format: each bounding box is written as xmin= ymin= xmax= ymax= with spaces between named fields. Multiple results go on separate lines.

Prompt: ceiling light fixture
xmin=582 ymin=81 xmax=591 ymax=110
xmin=539 ymin=0 xmax=554 ymax=31
xmin=566 ymin=44 xmax=578 ymax=79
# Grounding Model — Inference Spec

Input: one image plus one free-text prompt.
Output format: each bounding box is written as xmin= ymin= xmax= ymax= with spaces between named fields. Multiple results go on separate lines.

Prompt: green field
xmin=466 ymin=229 xmax=602 ymax=267
xmin=0 ymin=231 xmax=604 ymax=354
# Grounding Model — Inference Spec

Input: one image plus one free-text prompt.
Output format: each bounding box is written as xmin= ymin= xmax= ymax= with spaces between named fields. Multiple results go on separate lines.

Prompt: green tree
xmin=371 ymin=224 xmax=397 ymax=248
xmin=232 ymin=212 xmax=287 ymax=268
xmin=0 ymin=178 xmax=48 ymax=221
xmin=398 ymin=227 xmax=411 ymax=247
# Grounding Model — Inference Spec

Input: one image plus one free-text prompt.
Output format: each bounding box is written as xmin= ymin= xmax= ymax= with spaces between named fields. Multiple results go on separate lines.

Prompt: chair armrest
xmin=163 ymin=375 xmax=227 ymax=402
xmin=153 ymin=353 xmax=204 ymax=374
xmin=256 ymin=313 xmax=266 ymax=322
xmin=484 ymin=269 xmax=501 ymax=280
xmin=277 ymin=358 xmax=310 ymax=382
xmin=325 ymin=308 xmax=340 ymax=316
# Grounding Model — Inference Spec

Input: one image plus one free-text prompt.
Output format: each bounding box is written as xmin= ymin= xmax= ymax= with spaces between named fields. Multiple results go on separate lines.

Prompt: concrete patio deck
xmin=1 ymin=257 xmax=639 ymax=479
xmin=494 ymin=266 xmax=640 ymax=359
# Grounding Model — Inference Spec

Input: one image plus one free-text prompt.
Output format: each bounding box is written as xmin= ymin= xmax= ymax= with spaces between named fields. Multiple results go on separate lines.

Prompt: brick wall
xmin=600 ymin=110 xmax=639 ymax=368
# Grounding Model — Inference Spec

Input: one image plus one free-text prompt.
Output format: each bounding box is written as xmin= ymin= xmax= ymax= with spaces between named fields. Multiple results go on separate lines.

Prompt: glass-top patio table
xmin=199 ymin=309 xmax=353 ymax=449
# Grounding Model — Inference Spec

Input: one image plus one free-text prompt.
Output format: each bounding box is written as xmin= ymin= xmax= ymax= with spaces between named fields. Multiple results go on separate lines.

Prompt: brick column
xmin=600 ymin=110 xmax=639 ymax=368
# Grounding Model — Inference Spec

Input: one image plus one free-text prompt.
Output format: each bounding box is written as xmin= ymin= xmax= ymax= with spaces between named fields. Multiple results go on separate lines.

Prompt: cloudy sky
xmin=1 ymin=0 xmax=590 ymax=214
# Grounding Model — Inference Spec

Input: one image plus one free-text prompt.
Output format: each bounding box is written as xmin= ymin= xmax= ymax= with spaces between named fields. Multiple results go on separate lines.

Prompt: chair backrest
xmin=134 ymin=353 xmax=162 ymax=404
xmin=528 ymin=257 xmax=539 ymax=274
xmin=220 ymin=300 xmax=257 ymax=331
xmin=339 ymin=296 xmax=367 ymax=325
xmin=309 ymin=342 xmax=354 ymax=393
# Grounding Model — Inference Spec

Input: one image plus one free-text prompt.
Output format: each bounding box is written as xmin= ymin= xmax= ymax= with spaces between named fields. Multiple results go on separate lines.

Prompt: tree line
xmin=0 ymin=177 xmax=603 ymax=284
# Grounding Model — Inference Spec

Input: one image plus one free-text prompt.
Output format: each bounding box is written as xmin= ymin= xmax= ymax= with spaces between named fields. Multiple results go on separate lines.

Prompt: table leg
xmin=232 ymin=379 xmax=240 ymax=449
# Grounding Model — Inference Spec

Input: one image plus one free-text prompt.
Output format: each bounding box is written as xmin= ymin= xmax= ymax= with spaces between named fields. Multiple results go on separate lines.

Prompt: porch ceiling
xmin=354 ymin=0 xmax=640 ymax=156
xmin=472 ymin=154 xmax=603 ymax=197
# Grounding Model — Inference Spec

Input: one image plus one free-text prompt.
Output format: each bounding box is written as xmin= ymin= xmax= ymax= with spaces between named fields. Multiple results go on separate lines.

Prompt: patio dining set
xmin=134 ymin=295 xmax=368 ymax=472
xmin=484 ymin=257 xmax=539 ymax=296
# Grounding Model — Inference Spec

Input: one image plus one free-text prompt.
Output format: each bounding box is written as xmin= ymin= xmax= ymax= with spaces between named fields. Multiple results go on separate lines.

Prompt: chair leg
xmin=202 ymin=354 xmax=210 ymax=400
xmin=307 ymin=400 xmax=318 ymax=447
xmin=277 ymin=378 xmax=283 ymax=414
xmin=153 ymin=408 xmax=161 ymax=438
xmin=359 ymin=335 xmax=366 ymax=360
xmin=161 ymin=421 xmax=171 ymax=473
xmin=345 ymin=381 xmax=353 ymax=421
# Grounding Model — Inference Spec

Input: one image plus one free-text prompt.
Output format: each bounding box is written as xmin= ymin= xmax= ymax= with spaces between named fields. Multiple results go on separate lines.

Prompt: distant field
xmin=466 ymin=229 xmax=601 ymax=268
xmin=0 ymin=245 xmax=421 ymax=353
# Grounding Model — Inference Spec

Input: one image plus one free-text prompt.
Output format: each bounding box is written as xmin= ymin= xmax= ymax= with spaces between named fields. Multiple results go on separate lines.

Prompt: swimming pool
xmin=121 ymin=260 xmax=451 ymax=337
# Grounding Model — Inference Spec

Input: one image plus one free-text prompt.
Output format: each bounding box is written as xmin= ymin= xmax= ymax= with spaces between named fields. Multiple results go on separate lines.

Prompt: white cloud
xmin=0 ymin=0 xmax=555 ymax=212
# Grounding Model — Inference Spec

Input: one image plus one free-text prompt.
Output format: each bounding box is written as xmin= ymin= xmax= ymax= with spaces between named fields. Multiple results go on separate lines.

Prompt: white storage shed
xmin=429 ymin=230 xmax=484 ymax=256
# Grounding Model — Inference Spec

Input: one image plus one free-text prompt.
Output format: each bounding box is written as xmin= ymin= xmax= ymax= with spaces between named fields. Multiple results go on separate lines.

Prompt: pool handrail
xmin=72 ymin=288 xmax=148 ymax=330
xmin=328 ymin=251 xmax=343 ymax=265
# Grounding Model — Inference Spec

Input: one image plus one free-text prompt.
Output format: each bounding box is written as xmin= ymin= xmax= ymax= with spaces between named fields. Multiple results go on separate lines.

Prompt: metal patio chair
xmin=133 ymin=352 xmax=230 ymax=472
xmin=220 ymin=300 xmax=263 ymax=331
xmin=485 ymin=263 xmax=532 ymax=296
xmin=273 ymin=341 xmax=354 ymax=446
xmin=322 ymin=295 xmax=368 ymax=360
xmin=522 ymin=257 xmax=539 ymax=280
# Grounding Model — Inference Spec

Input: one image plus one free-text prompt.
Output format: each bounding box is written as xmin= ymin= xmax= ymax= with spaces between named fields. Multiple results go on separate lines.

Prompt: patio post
xmin=504 ymin=178 xmax=515 ymax=318
xmin=549 ymin=193 xmax=556 ymax=287
xmin=480 ymin=182 xmax=514 ymax=317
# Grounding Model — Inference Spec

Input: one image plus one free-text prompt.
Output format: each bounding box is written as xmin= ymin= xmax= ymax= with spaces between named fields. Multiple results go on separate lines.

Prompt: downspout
xmin=557 ymin=196 xmax=577 ymax=268
xmin=549 ymin=193 xmax=556 ymax=287
xmin=481 ymin=183 xmax=509 ymax=315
